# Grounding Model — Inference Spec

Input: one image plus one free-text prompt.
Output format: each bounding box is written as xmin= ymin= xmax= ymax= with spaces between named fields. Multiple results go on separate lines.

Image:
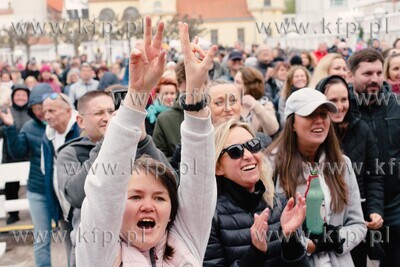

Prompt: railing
xmin=0 ymin=161 xmax=30 ymax=258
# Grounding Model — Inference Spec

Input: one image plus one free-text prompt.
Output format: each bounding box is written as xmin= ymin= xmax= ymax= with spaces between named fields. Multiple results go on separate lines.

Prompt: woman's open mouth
xmin=137 ymin=218 xmax=156 ymax=229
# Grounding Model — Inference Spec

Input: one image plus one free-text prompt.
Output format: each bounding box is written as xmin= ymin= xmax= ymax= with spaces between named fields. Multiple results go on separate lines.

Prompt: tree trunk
xmin=26 ymin=44 xmax=31 ymax=61
xmin=54 ymin=38 xmax=59 ymax=58
xmin=74 ymin=42 xmax=79 ymax=57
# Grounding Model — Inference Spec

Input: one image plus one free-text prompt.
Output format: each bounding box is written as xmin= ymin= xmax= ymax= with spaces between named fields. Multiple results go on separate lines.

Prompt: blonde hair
xmin=383 ymin=53 xmax=400 ymax=80
xmin=310 ymin=53 xmax=343 ymax=87
xmin=214 ymin=119 xmax=274 ymax=206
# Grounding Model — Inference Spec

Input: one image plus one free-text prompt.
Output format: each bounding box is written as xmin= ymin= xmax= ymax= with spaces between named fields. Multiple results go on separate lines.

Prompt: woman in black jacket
xmin=316 ymin=75 xmax=385 ymax=267
xmin=203 ymin=119 xmax=308 ymax=267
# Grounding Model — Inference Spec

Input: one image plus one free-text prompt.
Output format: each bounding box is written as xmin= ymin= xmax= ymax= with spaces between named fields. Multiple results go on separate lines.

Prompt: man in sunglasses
xmin=41 ymin=92 xmax=81 ymax=265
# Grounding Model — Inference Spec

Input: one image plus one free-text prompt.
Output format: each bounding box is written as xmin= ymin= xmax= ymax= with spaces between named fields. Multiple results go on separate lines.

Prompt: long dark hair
xmin=265 ymin=114 xmax=348 ymax=213
xmin=316 ymin=75 xmax=356 ymax=142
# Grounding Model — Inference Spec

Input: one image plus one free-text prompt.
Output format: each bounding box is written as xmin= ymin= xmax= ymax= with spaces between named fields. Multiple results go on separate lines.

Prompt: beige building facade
xmin=88 ymin=0 xmax=285 ymax=47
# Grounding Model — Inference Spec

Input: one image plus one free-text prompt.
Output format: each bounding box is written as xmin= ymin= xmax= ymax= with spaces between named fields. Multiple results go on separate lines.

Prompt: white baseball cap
xmin=284 ymin=87 xmax=337 ymax=119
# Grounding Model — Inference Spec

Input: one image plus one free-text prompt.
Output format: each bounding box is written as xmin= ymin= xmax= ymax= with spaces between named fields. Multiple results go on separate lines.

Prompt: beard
xmin=355 ymin=82 xmax=381 ymax=105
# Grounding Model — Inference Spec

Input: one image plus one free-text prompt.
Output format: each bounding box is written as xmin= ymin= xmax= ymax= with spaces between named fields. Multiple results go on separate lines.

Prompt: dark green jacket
xmin=152 ymin=99 xmax=184 ymax=159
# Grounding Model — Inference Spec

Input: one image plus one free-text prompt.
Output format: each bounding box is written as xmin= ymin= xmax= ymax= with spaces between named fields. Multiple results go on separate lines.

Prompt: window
xmin=237 ymin=28 xmax=245 ymax=44
xmin=331 ymin=0 xmax=346 ymax=6
xmin=99 ymin=8 xmax=116 ymax=21
xmin=264 ymin=0 xmax=271 ymax=6
xmin=122 ymin=7 xmax=140 ymax=21
xmin=81 ymin=9 xmax=89 ymax=19
xmin=211 ymin=30 xmax=218 ymax=44
xmin=67 ymin=9 xmax=79 ymax=20
xmin=284 ymin=17 xmax=295 ymax=25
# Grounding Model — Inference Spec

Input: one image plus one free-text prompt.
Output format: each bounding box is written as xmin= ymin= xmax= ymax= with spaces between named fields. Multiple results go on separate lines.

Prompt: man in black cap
xmin=223 ymin=50 xmax=244 ymax=82
xmin=0 ymin=84 xmax=31 ymax=224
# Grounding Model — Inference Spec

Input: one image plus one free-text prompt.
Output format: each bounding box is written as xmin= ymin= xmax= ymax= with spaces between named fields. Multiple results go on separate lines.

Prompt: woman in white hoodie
xmin=77 ymin=17 xmax=218 ymax=266
xmin=266 ymin=88 xmax=367 ymax=267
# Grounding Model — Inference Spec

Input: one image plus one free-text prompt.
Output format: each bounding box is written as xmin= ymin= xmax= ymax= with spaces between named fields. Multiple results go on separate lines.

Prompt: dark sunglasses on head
xmin=42 ymin=92 xmax=70 ymax=105
xmin=219 ymin=138 xmax=262 ymax=159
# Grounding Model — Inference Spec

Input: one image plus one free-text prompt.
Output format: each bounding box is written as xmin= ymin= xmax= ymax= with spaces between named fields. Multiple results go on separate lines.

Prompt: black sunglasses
xmin=219 ymin=138 xmax=262 ymax=159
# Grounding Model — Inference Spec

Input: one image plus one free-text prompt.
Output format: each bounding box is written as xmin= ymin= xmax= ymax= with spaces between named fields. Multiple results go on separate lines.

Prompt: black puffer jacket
xmin=316 ymin=76 xmax=384 ymax=220
xmin=204 ymin=179 xmax=307 ymax=267
xmin=341 ymin=117 xmax=384 ymax=219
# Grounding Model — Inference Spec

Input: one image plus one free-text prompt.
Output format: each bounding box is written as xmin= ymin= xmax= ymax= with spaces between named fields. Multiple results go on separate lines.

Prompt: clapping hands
xmin=250 ymin=207 xmax=269 ymax=252
xmin=280 ymin=192 xmax=306 ymax=236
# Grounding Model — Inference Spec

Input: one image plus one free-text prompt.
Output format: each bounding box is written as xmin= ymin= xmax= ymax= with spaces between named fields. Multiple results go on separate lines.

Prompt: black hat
xmin=11 ymin=84 xmax=30 ymax=99
xmin=228 ymin=50 xmax=243 ymax=61
xmin=290 ymin=55 xmax=302 ymax=66
xmin=315 ymin=75 xmax=348 ymax=94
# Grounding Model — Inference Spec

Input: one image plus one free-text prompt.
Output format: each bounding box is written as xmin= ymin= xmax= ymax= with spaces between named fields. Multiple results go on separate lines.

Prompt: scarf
xmin=146 ymin=100 xmax=170 ymax=124
xmin=387 ymin=79 xmax=400 ymax=94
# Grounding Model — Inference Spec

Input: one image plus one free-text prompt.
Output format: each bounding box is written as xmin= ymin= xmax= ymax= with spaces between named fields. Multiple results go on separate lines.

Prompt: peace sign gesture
xmin=126 ymin=16 xmax=166 ymax=110
xmin=178 ymin=22 xmax=217 ymax=109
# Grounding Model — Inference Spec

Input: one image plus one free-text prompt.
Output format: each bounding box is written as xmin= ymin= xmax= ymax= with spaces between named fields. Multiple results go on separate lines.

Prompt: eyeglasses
xmin=42 ymin=93 xmax=70 ymax=105
xmin=219 ymin=138 xmax=262 ymax=159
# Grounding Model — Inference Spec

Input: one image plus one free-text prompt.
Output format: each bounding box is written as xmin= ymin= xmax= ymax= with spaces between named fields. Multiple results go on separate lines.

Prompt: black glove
xmin=312 ymin=224 xmax=345 ymax=254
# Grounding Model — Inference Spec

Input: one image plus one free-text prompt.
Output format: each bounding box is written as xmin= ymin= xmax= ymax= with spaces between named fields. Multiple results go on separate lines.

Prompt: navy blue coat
xmin=4 ymin=84 xmax=53 ymax=194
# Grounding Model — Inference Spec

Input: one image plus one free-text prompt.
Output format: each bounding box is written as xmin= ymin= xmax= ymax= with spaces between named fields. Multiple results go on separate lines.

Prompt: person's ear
xmin=76 ymin=115 xmax=85 ymax=130
xmin=347 ymin=72 xmax=353 ymax=83
xmin=216 ymin=161 xmax=225 ymax=176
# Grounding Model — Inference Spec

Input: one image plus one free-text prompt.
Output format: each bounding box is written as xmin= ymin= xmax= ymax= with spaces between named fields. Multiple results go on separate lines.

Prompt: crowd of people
xmin=0 ymin=16 xmax=399 ymax=267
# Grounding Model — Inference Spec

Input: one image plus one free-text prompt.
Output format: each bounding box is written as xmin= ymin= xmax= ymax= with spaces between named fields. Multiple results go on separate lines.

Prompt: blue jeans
xmin=28 ymin=191 xmax=52 ymax=267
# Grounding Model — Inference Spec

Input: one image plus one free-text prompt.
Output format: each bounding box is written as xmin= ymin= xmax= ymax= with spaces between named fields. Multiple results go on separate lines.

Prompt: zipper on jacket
xmin=150 ymin=247 xmax=156 ymax=267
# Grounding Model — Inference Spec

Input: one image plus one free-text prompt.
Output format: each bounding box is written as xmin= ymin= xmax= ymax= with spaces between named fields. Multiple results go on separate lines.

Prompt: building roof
xmin=176 ymin=0 xmax=253 ymax=21
xmin=0 ymin=8 xmax=13 ymax=15
xmin=47 ymin=0 xmax=63 ymax=13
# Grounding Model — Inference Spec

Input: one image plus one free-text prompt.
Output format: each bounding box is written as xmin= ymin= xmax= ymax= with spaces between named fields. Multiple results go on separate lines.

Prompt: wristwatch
xmin=179 ymin=93 xmax=207 ymax=111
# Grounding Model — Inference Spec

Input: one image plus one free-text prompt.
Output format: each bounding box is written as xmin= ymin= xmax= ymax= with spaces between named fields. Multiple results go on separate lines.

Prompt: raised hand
xmin=280 ymin=192 xmax=306 ymax=236
xmin=242 ymin=94 xmax=258 ymax=110
xmin=178 ymin=22 xmax=217 ymax=107
xmin=250 ymin=207 xmax=269 ymax=252
xmin=126 ymin=16 xmax=166 ymax=110
xmin=0 ymin=108 xmax=14 ymax=126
